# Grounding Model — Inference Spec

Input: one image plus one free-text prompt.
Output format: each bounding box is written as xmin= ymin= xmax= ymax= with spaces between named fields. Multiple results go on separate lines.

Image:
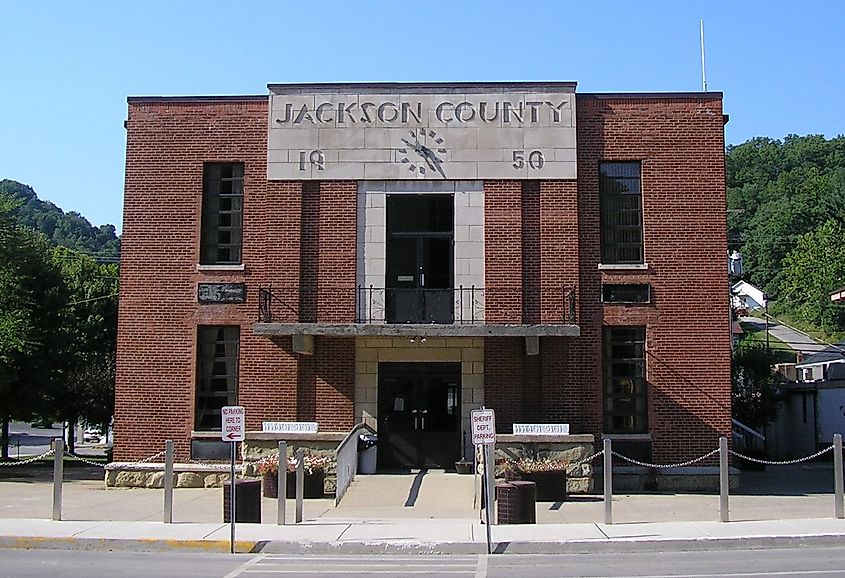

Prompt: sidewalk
xmin=2 ymin=516 xmax=845 ymax=555
xmin=2 ymin=463 xmax=844 ymax=554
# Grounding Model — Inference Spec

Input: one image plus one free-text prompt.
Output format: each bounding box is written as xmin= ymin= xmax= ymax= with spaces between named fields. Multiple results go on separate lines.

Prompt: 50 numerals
xmin=512 ymin=150 xmax=545 ymax=170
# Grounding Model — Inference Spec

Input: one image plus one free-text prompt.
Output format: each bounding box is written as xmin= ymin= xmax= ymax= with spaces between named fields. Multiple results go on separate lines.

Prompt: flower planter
xmin=285 ymin=470 xmax=326 ymax=498
xmin=520 ymin=470 xmax=567 ymax=502
xmin=262 ymin=472 xmax=279 ymax=498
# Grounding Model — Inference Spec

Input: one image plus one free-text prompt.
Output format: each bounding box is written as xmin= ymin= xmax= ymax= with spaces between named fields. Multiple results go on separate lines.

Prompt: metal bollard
xmin=52 ymin=438 xmax=64 ymax=521
xmin=834 ymin=434 xmax=843 ymax=519
xmin=719 ymin=437 xmax=729 ymax=523
xmin=277 ymin=441 xmax=287 ymax=525
xmin=163 ymin=440 xmax=174 ymax=524
xmin=603 ymin=438 xmax=613 ymax=525
xmin=295 ymin=448 xmax=304 ymax=523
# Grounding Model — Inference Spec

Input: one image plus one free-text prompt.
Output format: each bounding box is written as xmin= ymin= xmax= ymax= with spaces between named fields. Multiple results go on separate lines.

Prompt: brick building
xmin=115 ymin=82 xmax=731 ymax=468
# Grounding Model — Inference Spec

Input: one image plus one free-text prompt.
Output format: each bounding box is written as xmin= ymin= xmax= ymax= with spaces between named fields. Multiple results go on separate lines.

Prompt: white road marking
xmin=221 ymin=554 xmax=265 ymax=578
xmin=474 ymin=554 xmax=487 ymax=578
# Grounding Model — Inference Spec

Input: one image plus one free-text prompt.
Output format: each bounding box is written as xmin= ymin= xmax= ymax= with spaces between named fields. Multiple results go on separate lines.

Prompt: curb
xmin=4 ymin=534 xmax=845 ymax=555
xmin=0 ymin=536 xmax=262 ymax=554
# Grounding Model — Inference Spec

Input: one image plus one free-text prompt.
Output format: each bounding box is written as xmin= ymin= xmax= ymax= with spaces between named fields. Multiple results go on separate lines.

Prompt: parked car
xmin=83 ymin=427 xmax=102 ymax=443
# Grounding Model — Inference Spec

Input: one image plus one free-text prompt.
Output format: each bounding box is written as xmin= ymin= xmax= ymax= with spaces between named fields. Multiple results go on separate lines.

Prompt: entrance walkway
xmin=329 ymin=470 xmax=477 ymax=519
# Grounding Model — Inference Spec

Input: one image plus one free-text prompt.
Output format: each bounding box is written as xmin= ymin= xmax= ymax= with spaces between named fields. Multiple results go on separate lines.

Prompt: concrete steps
xmin=329 ymin=470 xmax=478 ymax=519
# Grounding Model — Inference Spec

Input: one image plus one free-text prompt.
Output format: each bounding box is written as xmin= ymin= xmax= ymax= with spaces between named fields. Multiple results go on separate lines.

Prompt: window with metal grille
xmin=201 ymin=163 xmax=243 ymax=264
xmin=195 ymin=325 xmax=239 ymax=430
xmin=604 ymin=326 xmax=647 ymax=433
xmin=601 ymin=283 xmax=651 ymax=304
xmin=600 ymin=162 xmax=643 ymax=264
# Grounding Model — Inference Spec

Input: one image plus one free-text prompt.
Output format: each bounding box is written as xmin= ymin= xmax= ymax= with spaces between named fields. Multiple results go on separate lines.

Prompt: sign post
xmin=222 ymin=405 xmax=245 ymax=554
xmin=471 ymin=407 xmax=496 ymax=555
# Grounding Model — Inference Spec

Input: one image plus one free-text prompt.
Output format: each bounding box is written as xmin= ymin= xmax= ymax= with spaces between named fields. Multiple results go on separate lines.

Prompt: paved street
xmin=738 ymin=316 xmax=828 ymax=354
xmin=3 ymin=547 xmax=845 ymax=577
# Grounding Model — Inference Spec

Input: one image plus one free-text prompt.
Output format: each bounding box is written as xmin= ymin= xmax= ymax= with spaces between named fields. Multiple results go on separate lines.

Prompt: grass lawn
xmin=737 ymin=322 xmax=799 ymax=364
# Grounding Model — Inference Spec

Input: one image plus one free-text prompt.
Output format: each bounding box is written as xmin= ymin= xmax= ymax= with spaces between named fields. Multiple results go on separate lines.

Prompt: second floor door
xmin=386 ymin=194 xmax=454 ymax=324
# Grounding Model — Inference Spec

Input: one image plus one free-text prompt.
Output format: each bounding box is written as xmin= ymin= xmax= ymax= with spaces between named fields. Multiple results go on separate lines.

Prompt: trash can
xmin=496 ymin=480 xmax=536 ymax=524
xmin=357 ymin=433 xmax=378 ymax=474
xmin=223 ymin=479 xmax=261 ymax=523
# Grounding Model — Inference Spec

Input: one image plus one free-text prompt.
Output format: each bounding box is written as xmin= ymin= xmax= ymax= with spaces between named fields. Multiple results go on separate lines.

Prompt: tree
xmin=779 ymin=219 xmax=845 ymax=333
xmin=49 ymin=248 xmax=118 ymax=453
xmin=732 ymin=341 xmax=781 ymax=432
xmin=0 ymin=193 xmax=67 ymax=459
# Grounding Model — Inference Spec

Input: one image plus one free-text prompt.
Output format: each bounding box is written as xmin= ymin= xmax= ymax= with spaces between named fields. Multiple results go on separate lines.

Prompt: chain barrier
xmin=0 ymin=449 xmax=55 ymax=467
xmin=570 ymin=449 xmax=604 ymax=468
xmin=186 ymin=457 xmax=230 ymax=468
xmin=612 ymin=448 xmax=720 ymax=469
xmin=62 ymin=449 xmax=106 ymax=469
xmin=108 ymin=449 xmax=168 ymax=471
xmin=729 ymin=445 xmax=834 ymax=466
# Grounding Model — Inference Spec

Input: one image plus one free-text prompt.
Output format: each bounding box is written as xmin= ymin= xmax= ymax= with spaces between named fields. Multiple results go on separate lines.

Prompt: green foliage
xmin=728 ymin=134 xmax=845 ymax=334
xmin=732 ymin=340 xmax=782 ymax=430
xmin=0 ymin=193 xmax=68 ymax=456
xmin=779 ymin=220 xmax=845 ymax=334
xmin=0 ymin=179 xmax=119 ymax=260
xmin=0 ymin=182 xmax=119 ymax=457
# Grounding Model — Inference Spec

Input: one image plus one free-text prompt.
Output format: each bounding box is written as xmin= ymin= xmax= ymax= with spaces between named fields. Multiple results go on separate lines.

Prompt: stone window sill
xmin=196 ymin=264 xmax=245 ymax=272
xmin=598 ymin=263 xmax=649 ymax=271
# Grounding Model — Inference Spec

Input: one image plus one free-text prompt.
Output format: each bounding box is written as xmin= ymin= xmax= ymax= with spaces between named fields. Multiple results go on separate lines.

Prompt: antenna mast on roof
xmin=700 ymin=20 xmax=708 ymax=92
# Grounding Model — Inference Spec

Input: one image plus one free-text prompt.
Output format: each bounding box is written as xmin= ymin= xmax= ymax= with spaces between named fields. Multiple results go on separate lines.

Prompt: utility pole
xmin=764 ymin=293 xmax=770 ymax=353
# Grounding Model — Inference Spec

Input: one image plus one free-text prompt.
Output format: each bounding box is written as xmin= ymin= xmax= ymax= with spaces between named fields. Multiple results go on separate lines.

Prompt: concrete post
xmin=834 ymin=434 xmax=843 ymax=519
xmin=295 ymin=448 xmax=304 ymax=524
xmin=52 ymin=438 xmax=63 ymax=521
xmin=163 ymin=440 xmax=174 ymax=524
xmin=603 ymin=438 xmax=613 ymax=525
xmin=277 ymin=441 xmax=287 ymax=525
xmin=719 ymin=436 xmax=729 ymax=523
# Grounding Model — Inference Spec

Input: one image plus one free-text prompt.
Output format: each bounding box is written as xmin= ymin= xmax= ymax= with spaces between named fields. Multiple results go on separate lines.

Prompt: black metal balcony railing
xmin=257 ymin=285 xmax=577 ymax=325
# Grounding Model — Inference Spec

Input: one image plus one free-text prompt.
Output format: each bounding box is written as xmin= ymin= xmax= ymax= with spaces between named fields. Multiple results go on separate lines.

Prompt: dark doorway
xmin=378 ymin=363 xmax=461 ymax=469
xmin=386 ymin=195 xmax=453 ymax=324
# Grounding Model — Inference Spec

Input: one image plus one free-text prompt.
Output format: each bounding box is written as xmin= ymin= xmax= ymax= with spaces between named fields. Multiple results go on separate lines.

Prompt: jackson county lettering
xmin=275 ymin=99 xmax=571 ymax=126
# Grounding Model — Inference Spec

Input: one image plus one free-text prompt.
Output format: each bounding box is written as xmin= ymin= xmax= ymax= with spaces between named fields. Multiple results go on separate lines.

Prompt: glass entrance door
xmin=378 ymin=363 xmax=461 ymax=469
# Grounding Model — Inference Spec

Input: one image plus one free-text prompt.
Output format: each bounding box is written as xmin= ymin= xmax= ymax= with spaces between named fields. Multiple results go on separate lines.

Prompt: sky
xmin=1 ymin=1 xmax=843 ymax=232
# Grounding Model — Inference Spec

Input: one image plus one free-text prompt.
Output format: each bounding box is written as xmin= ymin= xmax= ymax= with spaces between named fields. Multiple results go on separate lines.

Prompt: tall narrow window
xmin=195 ymin=326 xmax=240 ymax=430
xmin=201 ymin=163 xmax=243 ymax=264
xmin=600 ymin=162 xmax=642 ymax=264
xmin=604 ymin=326 xmax=647 ymax=433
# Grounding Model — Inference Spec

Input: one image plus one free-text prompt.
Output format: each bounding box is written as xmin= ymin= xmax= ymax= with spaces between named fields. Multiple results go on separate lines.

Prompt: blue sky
xmin=1 ymin=1 xmax=842 ymax=232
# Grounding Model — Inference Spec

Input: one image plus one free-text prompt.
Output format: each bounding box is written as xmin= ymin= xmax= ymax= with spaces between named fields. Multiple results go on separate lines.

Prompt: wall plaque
xmin=267 ymin=82 xmax=577 ymax=181
xmin=512 ymin=423 xmax=570 ymax=435
xmin=198 ymin=283 xmax=246 ymax=304
xmin=262 ymin=422 xmax=319 ymax=434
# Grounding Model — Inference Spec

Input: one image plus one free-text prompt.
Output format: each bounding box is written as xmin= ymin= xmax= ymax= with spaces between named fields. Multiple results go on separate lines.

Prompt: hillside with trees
xmin=727 ymin=134 xmax=845 ymax=337
xmin=0 ymin=181 xmax=118 ymax=458
xmin=0 ymin=179 xmax=119 ymax=261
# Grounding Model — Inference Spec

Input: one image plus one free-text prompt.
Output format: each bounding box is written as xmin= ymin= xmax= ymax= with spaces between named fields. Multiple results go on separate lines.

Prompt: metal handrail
xmin=334 ymin=422 xmax=376 ymax=507
xmin=257 ymin=285 xmax=578 ymax=325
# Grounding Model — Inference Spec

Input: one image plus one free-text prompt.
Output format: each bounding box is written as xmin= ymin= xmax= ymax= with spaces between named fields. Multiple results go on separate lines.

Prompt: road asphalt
xmin=2 ymin=462 xmax=845 ymax=554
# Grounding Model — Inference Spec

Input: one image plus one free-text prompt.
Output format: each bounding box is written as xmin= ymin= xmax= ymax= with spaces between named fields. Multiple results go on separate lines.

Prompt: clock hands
xmin=400 ymin=131 xmax=447 ymax=178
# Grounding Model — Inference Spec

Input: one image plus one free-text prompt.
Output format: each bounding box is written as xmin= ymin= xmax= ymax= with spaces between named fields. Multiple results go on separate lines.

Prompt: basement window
xmin=601 ymin=283 xmax=651 ymax=304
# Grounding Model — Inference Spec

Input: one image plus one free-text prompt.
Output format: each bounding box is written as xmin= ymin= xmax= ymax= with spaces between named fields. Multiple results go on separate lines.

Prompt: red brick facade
xmin=117 ymin=90 xmax=730 ymax=463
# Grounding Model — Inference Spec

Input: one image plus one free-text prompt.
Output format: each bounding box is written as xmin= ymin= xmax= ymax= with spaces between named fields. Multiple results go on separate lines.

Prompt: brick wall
xmin=119 ymin=92 xmax=730 ymax=464
xmin=117 ymin=98 xmax=356 ymax=460
xmin=483 ymin=94 xmax=730 ymax=460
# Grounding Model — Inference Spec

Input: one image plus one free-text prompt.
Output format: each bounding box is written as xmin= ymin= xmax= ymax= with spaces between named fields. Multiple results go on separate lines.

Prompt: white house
xmin=731 ymin=280 xmax=767 ymax=312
